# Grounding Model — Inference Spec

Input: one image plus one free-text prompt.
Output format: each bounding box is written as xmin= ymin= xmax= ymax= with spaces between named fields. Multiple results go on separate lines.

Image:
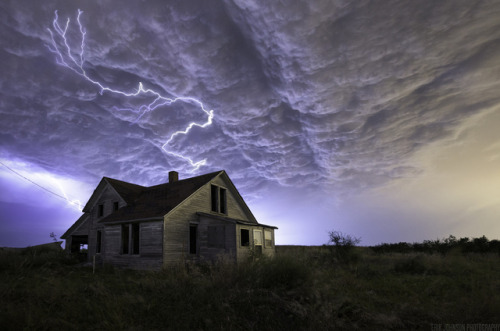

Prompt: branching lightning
xmin=47 ymin=10 xmax=214 ymax=171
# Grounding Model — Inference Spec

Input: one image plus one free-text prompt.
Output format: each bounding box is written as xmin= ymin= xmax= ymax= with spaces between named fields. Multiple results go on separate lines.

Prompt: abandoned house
xmin=61 ymin=170 xmax=277 ymax=269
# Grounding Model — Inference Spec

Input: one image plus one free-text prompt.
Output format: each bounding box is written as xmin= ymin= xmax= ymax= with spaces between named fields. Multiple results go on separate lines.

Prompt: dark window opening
xmin=121 ymin=224 xmax=129 ymax=254
xmin=132 ymin=223 xmax=140 ymax=255
xmin=211 ymin=185 xmax=227 ymax=214
xmin=240 ymin=229 xmax=250 ymax=246
xmin=113 ymin=201 xmax=119 ymax=211
xmin=96 ymin=230 xmax=102 ymax=254
xmin=219 ymin=188 xmax=227 ymax=214
xmin=121 ymin=223 xmax=140 ymax=255
xmin=98 ymin=204 xmax=104 ymax=217
xmin=189 ymin=225 xmax=197 ymax=254
xmin=211 ymin=185 xmax=218 ymax=212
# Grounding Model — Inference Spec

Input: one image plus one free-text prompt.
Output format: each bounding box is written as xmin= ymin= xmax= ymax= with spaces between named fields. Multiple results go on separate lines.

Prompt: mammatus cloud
xmin=47 ymin=9 xmax=215 ymax=171
xmin=1 ymin=1 xmax=500 ymax=245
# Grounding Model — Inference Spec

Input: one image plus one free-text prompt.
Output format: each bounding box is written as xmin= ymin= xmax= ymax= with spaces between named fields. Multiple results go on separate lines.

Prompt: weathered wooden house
xmin=61 ymin=170 xmax=277 ymax=269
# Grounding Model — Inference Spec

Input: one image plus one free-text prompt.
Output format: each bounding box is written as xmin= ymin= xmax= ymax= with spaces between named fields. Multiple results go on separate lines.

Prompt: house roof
xmin=98 ymin=170 xmax=224 ymax=224
xmin=103 ymin=177 xmax=145 ymax=203
xmin=60 ymin=213 xmax=89 ymax=239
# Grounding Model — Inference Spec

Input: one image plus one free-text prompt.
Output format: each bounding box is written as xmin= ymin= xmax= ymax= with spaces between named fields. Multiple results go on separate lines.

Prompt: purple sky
xmin=1 ymin=0 xmax=500 ymax=247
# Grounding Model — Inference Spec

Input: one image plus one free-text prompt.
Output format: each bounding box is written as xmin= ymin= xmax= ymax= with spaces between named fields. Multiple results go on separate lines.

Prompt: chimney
xmin=169 ymin=171 xmax=179 ymax=183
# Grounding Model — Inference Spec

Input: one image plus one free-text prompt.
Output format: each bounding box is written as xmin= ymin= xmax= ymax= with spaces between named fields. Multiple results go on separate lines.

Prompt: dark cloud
xmin=2 ymin=0 xmax=500 ymax=245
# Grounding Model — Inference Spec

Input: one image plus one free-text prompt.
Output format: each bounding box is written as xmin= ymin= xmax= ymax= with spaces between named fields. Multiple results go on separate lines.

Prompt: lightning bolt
xmin=46 ymin=10 xmax=214 ymax=171
xmin=0 ymin=160 xmax=83 ymax=212
xmin=56 ymin=181 xmax=83 ymax=211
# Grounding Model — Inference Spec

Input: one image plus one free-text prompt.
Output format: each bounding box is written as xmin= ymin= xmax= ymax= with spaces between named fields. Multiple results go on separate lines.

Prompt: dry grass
xmin=1 ymin=245 xmax=499 ymax=330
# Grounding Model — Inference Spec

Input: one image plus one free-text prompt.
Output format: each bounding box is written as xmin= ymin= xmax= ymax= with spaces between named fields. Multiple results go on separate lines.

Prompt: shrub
xmin=327 ymin=230 xmax=361 ymax=265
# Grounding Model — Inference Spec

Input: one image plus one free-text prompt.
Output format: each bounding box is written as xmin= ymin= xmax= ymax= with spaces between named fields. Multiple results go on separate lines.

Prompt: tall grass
xmin=1 ymin=241 xmax=499 ymax=330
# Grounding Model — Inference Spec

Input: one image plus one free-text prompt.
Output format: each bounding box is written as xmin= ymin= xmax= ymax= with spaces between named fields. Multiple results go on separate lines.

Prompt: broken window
xmin=189 ymin=225 xmax=197 ymax=254
xmin=96 ymin=230 xmax=102 ymax=254
xmin=121 ymin=224 xmax=129 ymax=254
xmin=98 ymin=204 xmax=104 ymax=217
xmin=219 ymin=188 xmax=227 ymax=214
xmin=211 ymin=185 xmax=227 ymax=214
xmin=121 ymin=223 xmax=140 ymax=255
xmin=240 ymin=229 xmax=250 ymax=246
xmin=131 ymin=223 xmax=140 ymax=255
xmin=211 ymin=185 xmax=218 ymax=212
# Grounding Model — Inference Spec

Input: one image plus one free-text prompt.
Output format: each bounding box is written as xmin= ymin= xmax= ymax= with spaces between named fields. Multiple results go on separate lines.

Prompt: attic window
xmin=211 ymin=184 xmax=227 ymax=214
xmin=113 ymin=201 xmax=119 ymax=211
xmin=219 ymin=188 xmax=227 ymax=214
xmin=211 ymin=185 xmax=218 ymax=212
xmin=98 ymin=204 xmax=104 ymax=217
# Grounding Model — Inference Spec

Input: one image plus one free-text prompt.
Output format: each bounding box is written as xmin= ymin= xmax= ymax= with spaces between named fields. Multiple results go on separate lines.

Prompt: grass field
xmin=1 ymin=242 xmax=499 ymax=330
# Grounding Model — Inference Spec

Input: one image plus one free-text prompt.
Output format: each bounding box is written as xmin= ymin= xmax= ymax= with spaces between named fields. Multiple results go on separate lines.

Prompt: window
xmin=96 ymin=230 xmax=102 ymax=254
xmin=113 ymin=201 xmax=119 ymax=211
xmin=189 ymin=225 xmax=197 ymax=254
xmin=240 ymin=229 xmax=250 ymax=246
xmin=98 ymin=204 xmax=104 ymax=217
xmin=253 ymin=230 xmax=263 ymax=246
xmin=211 ymin=185 xmax=218 ymax=212
xmin=265 ymin=230 xmax=272 ymax=247
xmin=219 ymin=188 xmax=227 ymax=214
xmin=121 ymin=223 xmax=140 ymax=255
xmin=121 ymin=224 xmax=129 ymax=254
xmin=210 ymin=185 xmax=227 ymax=214
xmin=132 ymin=223 xmax=140 ymax=255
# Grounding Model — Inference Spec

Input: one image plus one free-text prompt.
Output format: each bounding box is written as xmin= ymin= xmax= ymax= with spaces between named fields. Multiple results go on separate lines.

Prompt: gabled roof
xmin=99 ymin=171 xmax=223 ymax=223
xmin=82 ymin=177 xmax=145 ymax=212
xmin=60 ymin=213 xmax=89 ymax=239
xmin=103 ymin=177 xmax=145 ymax=203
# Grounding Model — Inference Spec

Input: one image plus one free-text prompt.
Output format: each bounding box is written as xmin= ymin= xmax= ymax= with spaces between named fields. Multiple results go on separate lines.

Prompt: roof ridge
xmin=98 ymin=170 xmax=225 ymax=224
xmin=144 ymin=170 xmax=224 ymax=189
xmin=103 ymin=176 xmax=146 ymax=188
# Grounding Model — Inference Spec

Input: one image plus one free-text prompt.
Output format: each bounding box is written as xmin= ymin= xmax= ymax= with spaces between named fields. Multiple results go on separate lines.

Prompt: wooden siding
xmin=236 ymin=224 xmax=275 ymax=262
xmin=163 ymin=176 xmax=255 ymax=265
xmin=197 ymin=215 xmax=237 ymax=263
xmin=211 ymin=176 xmax=255 ymax=222
xmin=64 ymin=215 xmax=91 ymax=253
xmin=140 ymin=222 xmax=163 ymax=258
xmin=71 ymin=215 xmax=91 ymax=236
xmin=102 ymin=221 xmax=163 ymax=270
xmin=87 ymin=184 xmax=124 ymax=260
xmin=64 ymin=172 xmax=275 ymax=269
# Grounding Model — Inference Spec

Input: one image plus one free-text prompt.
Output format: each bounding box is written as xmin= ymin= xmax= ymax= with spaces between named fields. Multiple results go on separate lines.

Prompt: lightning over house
xmin=47 ymin=9 xmax=214 ymax=171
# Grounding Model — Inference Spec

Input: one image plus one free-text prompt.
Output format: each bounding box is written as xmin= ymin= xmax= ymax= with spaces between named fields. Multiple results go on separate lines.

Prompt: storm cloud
xmin=2 ymin=0 xmax=500 ymax=246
